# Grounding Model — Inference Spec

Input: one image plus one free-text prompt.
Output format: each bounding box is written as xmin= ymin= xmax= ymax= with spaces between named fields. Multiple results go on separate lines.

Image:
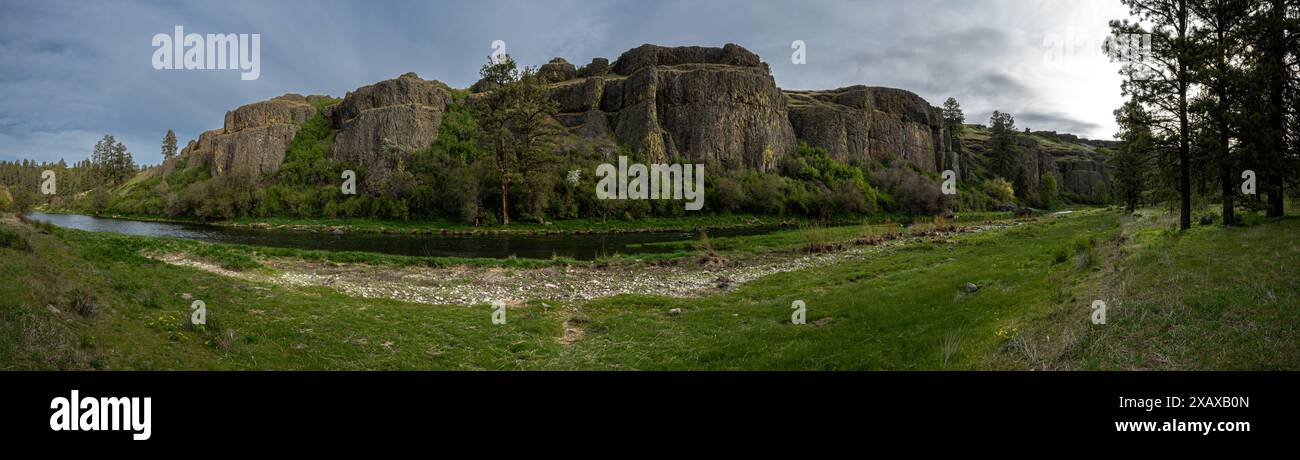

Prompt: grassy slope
xmin=2 ymin=207 xmax=1295 ymax=370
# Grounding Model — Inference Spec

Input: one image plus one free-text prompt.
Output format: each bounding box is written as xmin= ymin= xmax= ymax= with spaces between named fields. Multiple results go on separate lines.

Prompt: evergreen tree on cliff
xmin=942 ymin=97 xmax=965 ymax=131
xmin=988 ymin=110 xmax=1019 ymax=184
xmin=473 ymin=55 xmax=559 ymax=225
xmin=162 ymin=129 xmax=178 ymax=161
xmin=1108 ymin=0 xmax=1199 ymax=230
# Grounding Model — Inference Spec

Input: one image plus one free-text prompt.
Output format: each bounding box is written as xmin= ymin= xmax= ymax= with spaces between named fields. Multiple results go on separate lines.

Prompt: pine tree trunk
xmin=1221 ymin=130 xmax=1235 ymax=226
xmin=1266 ymin=0 xmax=1287 ymax=217
xmin=1178 ymin=3 xmax=1192 ymax=231
xmin=500 ymin=179 xmax=510 ymax=225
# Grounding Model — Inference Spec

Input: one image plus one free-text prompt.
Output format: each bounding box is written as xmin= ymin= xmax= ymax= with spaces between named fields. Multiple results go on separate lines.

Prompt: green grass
xmin=1 ymin=207 xmax=1295 ymax=370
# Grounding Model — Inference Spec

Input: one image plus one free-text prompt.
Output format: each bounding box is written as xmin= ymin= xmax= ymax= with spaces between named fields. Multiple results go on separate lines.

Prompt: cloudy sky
xmin=0 ymin=0 xmax=1133 ymax=165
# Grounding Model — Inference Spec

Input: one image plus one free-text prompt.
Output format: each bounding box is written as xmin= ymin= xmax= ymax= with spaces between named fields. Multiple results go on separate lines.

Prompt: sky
xmin=0 ymin=0 xmax=1135 ymax=165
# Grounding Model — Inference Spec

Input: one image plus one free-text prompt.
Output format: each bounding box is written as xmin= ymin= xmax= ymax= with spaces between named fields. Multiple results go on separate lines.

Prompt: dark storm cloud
xmin=0 ymin=0 xmax=1126 ymax=165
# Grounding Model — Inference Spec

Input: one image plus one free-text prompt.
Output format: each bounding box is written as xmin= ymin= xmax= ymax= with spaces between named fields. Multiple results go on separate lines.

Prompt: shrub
xmin=984 ymin=178 xmax=1015 ymax=203
xmin=0 ymin=185 xmax=12 ymax=213
xmin=871 ymin=163 xmax=950 ymax=215
xmin=1039 ymin=174 xmax=1060 ymax=208
xmin=0 ymin=227 xmax=30 ymax=251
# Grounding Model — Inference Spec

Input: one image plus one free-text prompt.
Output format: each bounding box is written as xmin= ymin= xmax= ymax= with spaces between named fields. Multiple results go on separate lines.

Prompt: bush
xmin=0 ymin=185 xmax=12 ymax=213
xmin=872 ymin=163 xmax=949 ymax=215
xmin=984 ymin=178 xmax=1015 ymax=203
xmin=1039 ymin=174 xmax=1060 ymax=208
xmin=0 ymin=227 xmax=30 ymax=251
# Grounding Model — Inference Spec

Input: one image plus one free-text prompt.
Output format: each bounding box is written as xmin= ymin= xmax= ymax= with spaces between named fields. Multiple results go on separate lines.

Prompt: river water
xmin=24 ymin=212 xmax=779 ymax=260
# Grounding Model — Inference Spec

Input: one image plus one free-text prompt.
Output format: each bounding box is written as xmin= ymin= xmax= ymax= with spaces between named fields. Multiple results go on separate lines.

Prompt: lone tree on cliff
xmin=162 ymin=129 xmax=178 ymax=161
xmin=942 ymin=97 xmax=965 ymax=131
xmin=988 ymin=110 xmax=1019 ymax=183
xmin=473 ymin=55 xmax=559 ymax=225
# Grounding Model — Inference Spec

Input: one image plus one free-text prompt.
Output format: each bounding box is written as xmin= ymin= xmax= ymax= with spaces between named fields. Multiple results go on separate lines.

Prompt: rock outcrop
xmin=585 ymin=58 xmax=610 ymax=77
xmin=785 ymin=86 xmax=950 ymax=173
xmin=326 ymin=72 xmax=450 ymax=192
xmin=539 ymin=58 xmax=577 ymax=82
xmin=961 ymin=134 xmax=1111 ymax=200
xmin=547 ymin=44 xmax=795 ymax=171
xmin=182 ymin=94 xmax=318 ymax=177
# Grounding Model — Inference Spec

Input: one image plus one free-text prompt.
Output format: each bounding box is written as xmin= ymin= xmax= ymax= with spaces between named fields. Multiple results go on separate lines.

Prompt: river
xmin=24 ymin=212 xmax=780 ymax=260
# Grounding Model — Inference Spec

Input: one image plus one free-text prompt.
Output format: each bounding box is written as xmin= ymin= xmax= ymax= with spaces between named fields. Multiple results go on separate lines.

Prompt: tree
xmin=92 ymin=134 xmax=135 ymax=186
xmin=473 ymin=55 xmax=559 ymax=225
xmin=942 ymin=97 xmax=965 ymax=131
xmin=1189 ymin=0 xmax=1252 ymax=226
xmin=1108 ymin=0 xmax=1199 ymax=230
xmin=162 ymin=129 xmax=178 ymax=161
xmin=1114 ymin=98 xmax=1157 ymax=211
xmin=988 ymin=110 xmax=1020 ymax=183
xmin=1240 ymin=0 xmax=1297 ymax=217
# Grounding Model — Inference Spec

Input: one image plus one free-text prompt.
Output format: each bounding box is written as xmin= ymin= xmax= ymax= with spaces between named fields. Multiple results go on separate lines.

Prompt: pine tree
xmin=1108 ymin=0 xmax=1200 ymax=230
xmin=1114 ymin=98 xmax=1156 ymax=211
xmin=988 ymin=111 xmax=1020 ymax=183
xmin=1189 ymin=0 xmax=1252 ymax=226
xmin=162 ymin=129 xmax=178 ymax=161
xmin=473 ymin=55 xmax=559 ymax=225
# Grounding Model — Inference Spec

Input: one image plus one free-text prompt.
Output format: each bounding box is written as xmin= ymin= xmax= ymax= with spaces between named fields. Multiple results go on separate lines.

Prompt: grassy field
xmin=1 ymin=207 xmax=1295 ymax=370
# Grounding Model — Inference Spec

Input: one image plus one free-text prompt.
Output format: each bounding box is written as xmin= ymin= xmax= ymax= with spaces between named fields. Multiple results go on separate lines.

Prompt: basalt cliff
xmin=166 ymin=43 xmax=1112 ymax=202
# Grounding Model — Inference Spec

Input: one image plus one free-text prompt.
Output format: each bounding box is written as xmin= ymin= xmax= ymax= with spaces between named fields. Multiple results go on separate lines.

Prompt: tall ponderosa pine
xmin=1189 ymin=0 xmax=1252 ymax=226
xmin=941 ymin=97 xmax=966 ymax=175
xmin=92 ymin=134 xmax=135 ymax=186
xmin=1109 ymin=0 xmax=1198 ymax=230
xmin=1244 ymin=0 xmax=1297 ymax=217
xmin=988 ymin=110 xmax=1020 ymax=184
xmin=473 ymin=55 xmax=559 ymax=225
xmin=162 ymin=129 xmax=178 ymax=161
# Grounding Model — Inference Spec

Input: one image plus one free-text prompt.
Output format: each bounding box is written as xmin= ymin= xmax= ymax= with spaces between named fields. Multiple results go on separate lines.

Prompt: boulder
xmin=327 ymin=72 xmax=450 ymax=193
xmin=786 ymin=86 xmax=947 ymax=173
xmin=539 ymin=58 xmax=577 ymax=82
xmin=585 ymin=57 xmax=610 ymax=77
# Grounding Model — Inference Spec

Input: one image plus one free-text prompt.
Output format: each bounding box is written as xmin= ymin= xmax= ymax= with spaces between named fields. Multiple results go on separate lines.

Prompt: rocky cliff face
xmin=169 ymin=43 xmax=1108 ymax=203
xmin=181 ymin=94 xmax=318 ymax=177
xmin=543 ymin=44 xmax=795 ymax=171
xmin=325 ymin=72 xmax=450 ymax=192
xmin=785 ymin=86 xmax=950 ymax=173
xmin=960 ymin=134 xmax=1112 ymax=200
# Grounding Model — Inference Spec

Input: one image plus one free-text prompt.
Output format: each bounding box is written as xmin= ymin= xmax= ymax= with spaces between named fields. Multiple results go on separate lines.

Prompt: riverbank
xmin=8 ymin=208 xmax=1291 ymax=370
xmin=34 ymin=207 xmax=812 ymax=235
xmin=35 ymin=205 xmax=1016 ymax=236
